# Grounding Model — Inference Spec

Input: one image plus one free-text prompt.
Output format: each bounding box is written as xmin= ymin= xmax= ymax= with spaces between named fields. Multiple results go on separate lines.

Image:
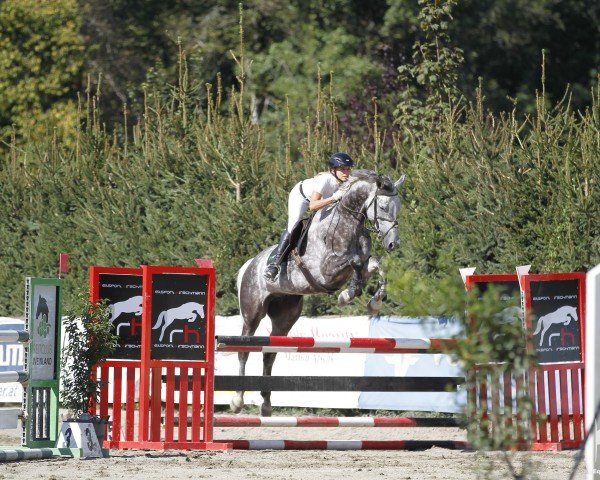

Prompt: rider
xmin=263 ymin=152 xmax=354 ymax=281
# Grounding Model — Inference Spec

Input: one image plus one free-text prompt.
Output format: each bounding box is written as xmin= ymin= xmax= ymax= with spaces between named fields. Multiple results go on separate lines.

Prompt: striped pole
xmin=0 ymin=330 xmax=30 ymax=343
xmin=222 ymin=439 xmax=469 ymax=450
xmin=0 ymin=448 xmax=55 ymax=462
xmin=215 ymin=336 xmax=457 ymax=354
xmin=213 ymin=415 xmax=461 ymax=428
xmin=0 ymin=371 xmax=28 ymax=384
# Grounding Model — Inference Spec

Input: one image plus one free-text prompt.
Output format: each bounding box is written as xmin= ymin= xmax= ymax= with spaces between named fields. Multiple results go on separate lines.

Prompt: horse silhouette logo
xmin=109 ymin=296 xmax=143 ymax=324
xmin=152 ymin=302 xmax=204 ymax=342
xmin=533 ymin=305 xmax=578 ymax=347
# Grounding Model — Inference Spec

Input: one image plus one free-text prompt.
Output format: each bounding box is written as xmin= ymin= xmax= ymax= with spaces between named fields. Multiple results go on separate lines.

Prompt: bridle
xmin=336 ymin=183 xmax=399 ymax=240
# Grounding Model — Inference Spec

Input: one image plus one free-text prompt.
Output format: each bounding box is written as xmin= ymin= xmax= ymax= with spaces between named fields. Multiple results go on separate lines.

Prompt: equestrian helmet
xmin=328 ymin=152 xmax=354 ymax=168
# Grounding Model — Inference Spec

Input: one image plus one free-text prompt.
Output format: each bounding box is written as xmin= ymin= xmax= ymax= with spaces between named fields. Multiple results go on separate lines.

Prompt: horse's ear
xmin=394 ymin=174 xmax=406 ymax=189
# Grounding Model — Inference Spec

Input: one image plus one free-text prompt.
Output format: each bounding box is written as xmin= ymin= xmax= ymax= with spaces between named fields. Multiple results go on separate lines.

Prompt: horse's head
xmin=36 ymin=295 xmax=48 ymax=319
xmin=365 ymin=174 xmax=405 ymax=251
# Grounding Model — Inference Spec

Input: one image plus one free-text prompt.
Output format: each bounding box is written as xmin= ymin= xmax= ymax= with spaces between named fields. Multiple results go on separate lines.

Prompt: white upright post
xmin=459 ymin=267 xmax=476 ymax=286
xmin=586 ymin=264 xmax=600 ymax=480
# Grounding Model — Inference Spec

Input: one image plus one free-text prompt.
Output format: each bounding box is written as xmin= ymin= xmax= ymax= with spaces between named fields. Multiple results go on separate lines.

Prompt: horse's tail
xmin=533 ymin=315 xmax=543 ymax=335
xmin=152 ymin=311 xmax=166 ymax=330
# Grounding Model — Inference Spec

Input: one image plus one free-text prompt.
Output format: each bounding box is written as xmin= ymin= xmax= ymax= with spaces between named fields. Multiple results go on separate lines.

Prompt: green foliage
xmin=60 ymin=294 xmax=117 ymax=418
xmin=0 ymin=0 xmax=84 ymax=142
xmin=452 ymin=0 xmax=600 ymax=113
xmin=386 ymin=265 xmax=537 ymax=460
xmin=395 ymin=0 xmax=465 ymax=135
xmin=391 ymin=82 xmax=600 ymax=280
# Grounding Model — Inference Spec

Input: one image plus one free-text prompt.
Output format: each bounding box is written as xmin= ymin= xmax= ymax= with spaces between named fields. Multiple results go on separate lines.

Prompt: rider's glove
xmin=331 ymin=190 xmax=344 ymax=202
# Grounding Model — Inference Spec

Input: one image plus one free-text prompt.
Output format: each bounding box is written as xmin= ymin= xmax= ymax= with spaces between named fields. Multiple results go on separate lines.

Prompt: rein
xmin=336 ymin=186 xmax=399 ymax=239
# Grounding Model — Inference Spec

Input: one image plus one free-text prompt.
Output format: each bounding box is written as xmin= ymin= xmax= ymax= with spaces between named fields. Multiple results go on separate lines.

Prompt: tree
xmin=0 ymin=0 xmax=84 ymax=142
xmin=394 ymin=0 xmax=465 ymax=136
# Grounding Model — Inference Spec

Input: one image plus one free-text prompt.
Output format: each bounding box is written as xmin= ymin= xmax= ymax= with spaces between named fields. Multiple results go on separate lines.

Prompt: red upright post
xmin=138 ymin=265 xmax=231 ymax=450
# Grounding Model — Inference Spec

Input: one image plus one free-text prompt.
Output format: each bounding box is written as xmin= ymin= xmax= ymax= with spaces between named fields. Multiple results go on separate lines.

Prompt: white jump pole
xmin=585 ymin=264 xmax=600 ymax=480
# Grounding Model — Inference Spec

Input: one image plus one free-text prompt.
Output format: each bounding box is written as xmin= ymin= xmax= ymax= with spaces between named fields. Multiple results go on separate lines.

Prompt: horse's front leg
xmin=261 ymin=352 xmax=277 ymax=416
xmin=338 ymin=255 xmax=364 ymax=306
xmin=364 ymin=256 xmax=386 ymax=315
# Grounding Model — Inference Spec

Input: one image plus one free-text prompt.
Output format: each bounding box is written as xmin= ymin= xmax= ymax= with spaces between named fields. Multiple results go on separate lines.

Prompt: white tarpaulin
xmin=214 ymin=315 xmax=370 ymax=409
xmin=0 ymin=318 xmax=25 ymax=403
xmin=359 ymin=316 xmax=466 ymax=413
xmin=214 ymin=315 xmax=466 ymax=412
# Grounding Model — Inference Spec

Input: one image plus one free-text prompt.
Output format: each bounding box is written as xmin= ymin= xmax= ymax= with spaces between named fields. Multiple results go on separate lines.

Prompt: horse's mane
xmin=348 ymin=169 xmax=397 ymax=195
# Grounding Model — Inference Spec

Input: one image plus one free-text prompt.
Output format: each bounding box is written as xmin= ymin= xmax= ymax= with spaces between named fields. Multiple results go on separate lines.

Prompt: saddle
xmin=286 ymin=214 xmax=336 ymax=294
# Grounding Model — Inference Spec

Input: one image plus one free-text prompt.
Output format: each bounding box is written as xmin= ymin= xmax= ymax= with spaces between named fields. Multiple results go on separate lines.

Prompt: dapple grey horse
xmin=233 ymin=169 xmax=405 ymax=416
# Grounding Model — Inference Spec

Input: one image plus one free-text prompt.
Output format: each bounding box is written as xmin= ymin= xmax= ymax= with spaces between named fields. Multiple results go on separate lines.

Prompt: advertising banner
xmin=149 ymin=273 xmax=208 ymax=361
xmin=98 ymin=272 xmax=143 ymax=360
xmin=525 ymin=275 xmax=585 ymax=364
xmin=29 ymin=283 xmax=59 ymax=381
xmin=212 ymin=315 xmax=464 ymax=412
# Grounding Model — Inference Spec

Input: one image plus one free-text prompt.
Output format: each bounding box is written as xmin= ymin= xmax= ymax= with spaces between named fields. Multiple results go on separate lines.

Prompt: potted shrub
xmin=60 ymin=292 xmax=118 ymax=445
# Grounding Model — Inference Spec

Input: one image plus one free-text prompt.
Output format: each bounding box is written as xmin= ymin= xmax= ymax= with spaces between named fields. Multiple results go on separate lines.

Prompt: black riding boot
xmin=264 ymin=230 xmax=291 ymax=281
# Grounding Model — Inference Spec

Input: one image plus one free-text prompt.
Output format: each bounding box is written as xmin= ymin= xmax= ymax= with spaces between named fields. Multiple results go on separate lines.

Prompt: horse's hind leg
xmin=230 ymin=320 xmax=262 ymax=413
xmin=260 ymin=295 xmax=304 ymax=417
xmin=231 ymin=285 xmax=269 ymax=413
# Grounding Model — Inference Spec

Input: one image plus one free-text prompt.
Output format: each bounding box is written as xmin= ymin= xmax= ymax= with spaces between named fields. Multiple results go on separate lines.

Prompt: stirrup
xmin=263 ymin=264 xmax=280 ymax=281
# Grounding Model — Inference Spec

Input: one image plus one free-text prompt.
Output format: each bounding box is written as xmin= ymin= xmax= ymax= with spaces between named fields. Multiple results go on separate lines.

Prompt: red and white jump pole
xmin=215 ymin=335 xmax=457 ymax=354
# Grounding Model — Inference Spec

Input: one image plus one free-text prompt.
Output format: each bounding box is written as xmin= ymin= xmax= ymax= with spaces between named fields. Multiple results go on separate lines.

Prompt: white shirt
xmin=301 ymin=172 xmax=340 ymax=200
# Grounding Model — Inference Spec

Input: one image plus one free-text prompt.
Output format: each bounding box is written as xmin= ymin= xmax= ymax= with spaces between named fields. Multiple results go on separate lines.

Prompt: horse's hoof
xmin=230 ymin=396 xmax=244 ymax=413
xmin=260 ymin=403 xmax=272 ymax=417
xmin=338 ymin=290 xmax=352 ymax=305
xmin=367 ymin=295 xmax=383 ymax=313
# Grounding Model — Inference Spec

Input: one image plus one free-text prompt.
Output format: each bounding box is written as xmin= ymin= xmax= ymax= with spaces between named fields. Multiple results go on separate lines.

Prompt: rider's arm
xmin=309 ymin=191 xmax=336 ymax=211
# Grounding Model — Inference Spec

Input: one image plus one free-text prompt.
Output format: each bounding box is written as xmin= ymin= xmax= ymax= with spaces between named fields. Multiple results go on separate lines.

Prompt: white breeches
xmin=287 ymin=183 xmax=309 ymax=233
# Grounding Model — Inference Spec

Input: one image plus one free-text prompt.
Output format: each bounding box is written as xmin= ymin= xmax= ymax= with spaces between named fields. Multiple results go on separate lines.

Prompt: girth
xmin=290 ymin=249 xmax=337 ymax=294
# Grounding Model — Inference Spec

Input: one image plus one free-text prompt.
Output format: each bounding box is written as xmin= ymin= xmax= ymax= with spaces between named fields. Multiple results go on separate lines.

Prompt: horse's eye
xmin=380 ymin=203 xmax=390 ymax=213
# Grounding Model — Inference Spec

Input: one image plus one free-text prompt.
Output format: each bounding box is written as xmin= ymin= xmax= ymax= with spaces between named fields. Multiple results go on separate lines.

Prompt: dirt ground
xmin=0 ymin=422 xmax=587 ymax=479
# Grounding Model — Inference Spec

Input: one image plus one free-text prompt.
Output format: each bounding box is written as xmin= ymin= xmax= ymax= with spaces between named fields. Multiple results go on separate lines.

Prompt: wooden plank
xmin=125 ymin=366 xmax=136 ymax=442
xmin=571 ymin=367 xmax=583 ymax=443
xmin=536 ymin=369 xmax=548 ymax=443
xmin=559 ymin=369 xmax=570 ymax=443
xmin=211 ymin=376 xmax=462 ymax=392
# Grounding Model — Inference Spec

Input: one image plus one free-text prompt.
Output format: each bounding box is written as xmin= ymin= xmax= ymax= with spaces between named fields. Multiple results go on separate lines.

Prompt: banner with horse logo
xmin=523 ymin=273 xmax=585 ymax=364
xmin=149 ymin=273 xmax=208 ymax=361
xmin=97 ymin=271 xmax=143 ymax=360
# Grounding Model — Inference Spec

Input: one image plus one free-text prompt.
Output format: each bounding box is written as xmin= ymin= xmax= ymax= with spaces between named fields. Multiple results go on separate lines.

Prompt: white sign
xmin=57 ymin=422 xmax=103 ymax=458
xmin=0 ymin=318 xmax=25 ymax=403
xmin=30 ymin=285 xmax=57 ymax=381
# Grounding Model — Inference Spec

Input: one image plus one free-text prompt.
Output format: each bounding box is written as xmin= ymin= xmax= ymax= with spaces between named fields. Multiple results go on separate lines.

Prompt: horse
xmin=36 ymin=295 xmax=49 ymax=321
xmin=152 ymin=302 xmax=205 ymax=342
xmin=108 ymin=295 xmax=143 ymax=324
xmin=533 ymin=305 xmax=578 ymax=347
xmin=233 ymin=169 xmax=405 ymax=416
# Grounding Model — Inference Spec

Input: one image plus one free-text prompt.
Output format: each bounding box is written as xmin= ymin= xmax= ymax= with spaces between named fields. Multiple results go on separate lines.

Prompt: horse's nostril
xmin=388 ymin=242 xmax=397 ymax=251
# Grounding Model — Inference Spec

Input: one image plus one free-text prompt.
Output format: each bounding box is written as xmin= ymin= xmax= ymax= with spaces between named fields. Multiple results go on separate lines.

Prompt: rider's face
xmin=334 ymin=166 xmax=352 ymax=182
